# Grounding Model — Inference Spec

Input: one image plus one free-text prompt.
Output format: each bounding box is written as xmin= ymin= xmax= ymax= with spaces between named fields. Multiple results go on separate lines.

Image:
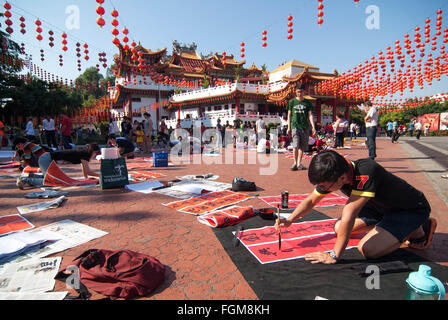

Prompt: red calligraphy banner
xmin=237 ymin=219 xmax=363 ymax=264
xmin=164 ymin=190 xmax=254 ymax=216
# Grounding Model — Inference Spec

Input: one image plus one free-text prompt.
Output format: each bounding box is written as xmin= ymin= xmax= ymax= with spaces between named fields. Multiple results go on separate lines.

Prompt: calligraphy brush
xmin=277 ymin=205 xmax=281 ymax=251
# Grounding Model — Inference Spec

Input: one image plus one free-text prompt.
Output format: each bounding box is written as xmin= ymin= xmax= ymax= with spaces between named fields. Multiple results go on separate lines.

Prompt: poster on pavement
xmin=440 ymin=112 xmax=448 ymax=130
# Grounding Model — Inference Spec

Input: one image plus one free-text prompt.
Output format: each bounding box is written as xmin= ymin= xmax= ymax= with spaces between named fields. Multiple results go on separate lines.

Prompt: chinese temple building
xmin=109 ymin=41 xmax=357 ymax=130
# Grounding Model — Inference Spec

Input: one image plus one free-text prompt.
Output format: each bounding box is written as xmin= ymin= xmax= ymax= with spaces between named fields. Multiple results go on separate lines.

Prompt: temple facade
xmin=109 ymin=41 xmax=357 ymax=131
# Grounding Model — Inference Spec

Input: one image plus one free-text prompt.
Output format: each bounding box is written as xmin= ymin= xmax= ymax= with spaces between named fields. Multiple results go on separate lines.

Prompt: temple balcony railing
xmin=170 ymin=81 xmax=288 ymax=102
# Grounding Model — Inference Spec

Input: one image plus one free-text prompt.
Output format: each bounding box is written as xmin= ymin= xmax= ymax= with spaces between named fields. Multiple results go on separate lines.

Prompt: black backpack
xmin=231 ymin=177 xmax=256 ymax=192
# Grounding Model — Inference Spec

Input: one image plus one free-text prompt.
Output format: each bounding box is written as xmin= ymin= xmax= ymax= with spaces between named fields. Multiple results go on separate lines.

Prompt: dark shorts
xmin=291 ymin=128 xmax=309 ymax=150
xmin=357 ymin=202 xmax=430 ymax=243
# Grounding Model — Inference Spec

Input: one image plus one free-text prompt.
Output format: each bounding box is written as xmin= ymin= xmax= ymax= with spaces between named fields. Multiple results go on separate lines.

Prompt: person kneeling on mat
xmin=14 ymin=137 xmax=101 ymax=189
xmin=107 ymin=135 xmax=135 ymax=159
xmin=275 ymin=150 xmax=437 ymax=264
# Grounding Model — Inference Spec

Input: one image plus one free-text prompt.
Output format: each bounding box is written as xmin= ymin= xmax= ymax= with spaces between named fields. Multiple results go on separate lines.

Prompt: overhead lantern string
xmin=287 ymin=15 xmax=293 ymax=40
xmin=317 ymin=0 xmax=324 ymax=27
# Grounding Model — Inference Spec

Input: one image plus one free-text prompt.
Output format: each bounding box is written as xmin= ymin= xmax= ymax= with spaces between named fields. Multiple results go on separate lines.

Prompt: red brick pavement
xmin=0 ymin=138 xmax=446 ymax=300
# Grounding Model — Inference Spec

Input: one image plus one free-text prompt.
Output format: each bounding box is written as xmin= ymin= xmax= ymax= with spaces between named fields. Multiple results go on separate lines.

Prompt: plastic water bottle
xmin=406 ymin=265 xmax=446 ymax=300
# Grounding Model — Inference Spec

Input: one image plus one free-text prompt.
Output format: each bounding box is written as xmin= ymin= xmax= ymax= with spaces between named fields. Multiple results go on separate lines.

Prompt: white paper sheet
xmin=125 ymin=180 xmax=164 ymax=194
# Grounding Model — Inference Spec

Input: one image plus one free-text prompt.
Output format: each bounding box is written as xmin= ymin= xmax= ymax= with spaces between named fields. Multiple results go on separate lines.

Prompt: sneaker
xmin=297 ymin=164 xmax=307 ymax=170
xmin=291 ymin=164 xmax=298 ymax=171
xmin=16 ymin=177 xmax=26 ymax=190
xmin=442 ymin=174 xmax=448 ymax=179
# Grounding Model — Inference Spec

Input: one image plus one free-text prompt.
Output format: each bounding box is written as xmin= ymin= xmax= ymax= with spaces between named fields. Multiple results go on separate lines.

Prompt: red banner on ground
xmin=197 ymin=206 xmax=255 ymax=228
xmin=237 ymin=219 xmax=363 ymax=264
xmin=164 ymin=190 xmax=254 ymax=216
xmin=43 ymin=161 xmax=99 ymax=187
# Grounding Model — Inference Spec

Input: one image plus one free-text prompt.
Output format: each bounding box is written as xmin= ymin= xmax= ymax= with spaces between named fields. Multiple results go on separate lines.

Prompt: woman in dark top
xmin=14 ymin=139 xmax=100 ymax=189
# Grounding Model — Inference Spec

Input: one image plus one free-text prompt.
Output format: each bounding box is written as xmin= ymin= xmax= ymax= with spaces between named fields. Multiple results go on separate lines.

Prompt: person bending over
xmin=107 ymin=135 xmax=135 ymax=158
xmin=14 ymin=137 xmax=100 ymax=189
xmin=275 ymin=150 xmax=437 ymax=264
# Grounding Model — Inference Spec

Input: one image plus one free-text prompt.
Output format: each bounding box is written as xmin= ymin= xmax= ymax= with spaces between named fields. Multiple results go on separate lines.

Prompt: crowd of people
xmin=386 ymin=118 xmax=429 ymax=143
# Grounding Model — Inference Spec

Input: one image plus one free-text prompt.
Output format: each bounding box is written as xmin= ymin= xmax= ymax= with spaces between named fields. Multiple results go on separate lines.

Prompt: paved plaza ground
xmin=0 ymin=136 xmax=447 ymax=300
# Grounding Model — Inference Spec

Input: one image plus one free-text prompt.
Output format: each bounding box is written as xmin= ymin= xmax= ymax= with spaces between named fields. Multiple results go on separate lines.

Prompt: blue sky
xmin=5 ymin=0 xmax=448 ymax=101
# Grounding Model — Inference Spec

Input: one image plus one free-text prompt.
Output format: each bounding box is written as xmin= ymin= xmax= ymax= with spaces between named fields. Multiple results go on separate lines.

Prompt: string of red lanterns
xmin=287 ymin=15 xmax=293 ymax=40
xmin=3 ymin=2 xmax=13 ymax=35
xmin=261 ymin=30 xmax=267 ymax=47
xmin=317 ymin=0 xmax=324 ymax=26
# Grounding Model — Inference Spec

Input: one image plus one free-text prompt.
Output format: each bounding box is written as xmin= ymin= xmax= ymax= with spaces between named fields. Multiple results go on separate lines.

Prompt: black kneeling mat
xmin=212 ymin=210 xmax=448 ymax=300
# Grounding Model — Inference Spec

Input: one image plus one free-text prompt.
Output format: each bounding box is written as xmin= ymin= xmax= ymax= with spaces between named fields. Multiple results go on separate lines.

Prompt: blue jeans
xmin=366 ymin=126 xmax=377 ymax=159
xmin=23 ymin=152 xmax=53 ymax=187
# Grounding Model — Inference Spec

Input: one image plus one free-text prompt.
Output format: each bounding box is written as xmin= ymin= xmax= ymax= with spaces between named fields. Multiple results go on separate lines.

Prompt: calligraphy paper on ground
xmin=260 ymin=193 xmax=347 ymax=209
xmin=236 ymin=219 xmax=363 ymax=264
xmin=0 ymin=161 xmax=20 ymax=169
xmin=128 ymin=170 xmax=166 ymax=179
xmin=0 ymin=214 xmax=34 ymax=236
xmin=43 ymin=161 xmax=99 ymax=187
xmin=197 ymin=206 xmax=255 ymax=228
xmin=164 ymin=190 xmax=254 ymax=215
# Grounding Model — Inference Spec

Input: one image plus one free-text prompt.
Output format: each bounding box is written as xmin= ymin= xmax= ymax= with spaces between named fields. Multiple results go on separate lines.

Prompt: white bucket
xmin=101 ymin=147 xmax=120 ymax=160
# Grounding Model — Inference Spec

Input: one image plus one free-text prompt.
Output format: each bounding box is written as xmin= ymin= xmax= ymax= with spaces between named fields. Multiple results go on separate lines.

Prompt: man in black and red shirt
xmin=275 ymin=150 xmax=436 ymax=264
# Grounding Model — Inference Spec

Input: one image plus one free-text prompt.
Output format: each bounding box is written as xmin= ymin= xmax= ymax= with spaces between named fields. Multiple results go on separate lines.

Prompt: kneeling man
xmin=275 ymin=150 xmax=436 ymax=264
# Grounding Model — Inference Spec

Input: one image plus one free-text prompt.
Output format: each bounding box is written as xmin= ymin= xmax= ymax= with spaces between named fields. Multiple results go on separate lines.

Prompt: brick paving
xmin=0 ymin=137 xmax=447 ymax=300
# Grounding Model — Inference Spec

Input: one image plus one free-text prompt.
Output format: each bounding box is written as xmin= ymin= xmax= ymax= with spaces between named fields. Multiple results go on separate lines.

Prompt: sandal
xmin=406 ymin=217 xmax=437 ymax=250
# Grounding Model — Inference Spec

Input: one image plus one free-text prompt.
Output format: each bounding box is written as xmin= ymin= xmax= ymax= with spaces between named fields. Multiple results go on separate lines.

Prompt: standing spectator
xmin=349 ymin=122 xmax=357 ymax=140
xmin=423 ymin=123 xmax=430 ymax=137
xmin=108 ymin=119 xmax=116 ymax=136
xmin=256 ymin=116 xmax=266 ymax=143
xmin=408 ymin=120 xmax=415 ymax=137
xmin=415 ymin=120 xmax=423 ymax=140
xmin=42 ymin=115 xmax=57 ymax=149
xmin=364 ymin=101 xmax=378 ymax=160
xmin=135 ymin=124 xmax=144 ymax=152
xmin=287 ymin=83 xmax=316 ymax=171
xmin=131 ymin=120 xmax=139 ymax=144
xmin=143 ymin=113 xmax=153 ymax=154
xmin=59 ymin=113 xmax=73 ymax=150
xmin=25 ymin=117 xmax=36 ymax=142
xmin=391 ymin=119 xmax=400 ymax=144
xmin=0 ymin=119 xmax=4 ymax=149
xmin=333 ymin=114 xmax=348 ymax=148
xmin=386 ymin=121 xmax=394 ymax=137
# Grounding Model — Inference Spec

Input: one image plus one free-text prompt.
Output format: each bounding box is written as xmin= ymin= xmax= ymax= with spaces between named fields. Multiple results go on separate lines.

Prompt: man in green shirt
xmin=287 ymin=83 xmax=316 ymax=170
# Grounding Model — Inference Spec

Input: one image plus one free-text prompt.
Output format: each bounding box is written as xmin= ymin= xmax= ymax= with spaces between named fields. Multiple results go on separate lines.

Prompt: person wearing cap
xmin=13 ymin=137 xmax=100 ymax=189
xmin=287 ymin=83 xmax=316 ymax=171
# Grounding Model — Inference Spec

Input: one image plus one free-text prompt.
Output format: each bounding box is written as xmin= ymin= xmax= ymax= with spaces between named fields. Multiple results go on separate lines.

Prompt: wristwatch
xmin=328 ymin=250 xmax=338 ymax=261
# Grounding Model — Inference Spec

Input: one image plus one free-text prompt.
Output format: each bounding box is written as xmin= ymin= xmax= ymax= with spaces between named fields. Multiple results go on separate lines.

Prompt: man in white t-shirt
xmin=25 ymin=117 xmax=36 ymax=142
xmin=42 ymin=115 xmax=57 ymax=149
xmin=255 ymin=117 xmax=266 ymax=142
xmin=363 ymin=101 xmax=378 ymax=160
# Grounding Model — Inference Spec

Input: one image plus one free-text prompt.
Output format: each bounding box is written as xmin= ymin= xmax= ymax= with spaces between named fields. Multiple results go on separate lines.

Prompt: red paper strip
xmin=43 ymin=161 xmax=99 ymax=187
xmin=0 ymin=214 xmax=34 ymax=236
xmin=197 ymin=206 xmax=255 ymax=228
xmin=129 ymin=170 xmax=166 ymax=179
xmin=0 ymin=161 xmax=21 ymax=168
